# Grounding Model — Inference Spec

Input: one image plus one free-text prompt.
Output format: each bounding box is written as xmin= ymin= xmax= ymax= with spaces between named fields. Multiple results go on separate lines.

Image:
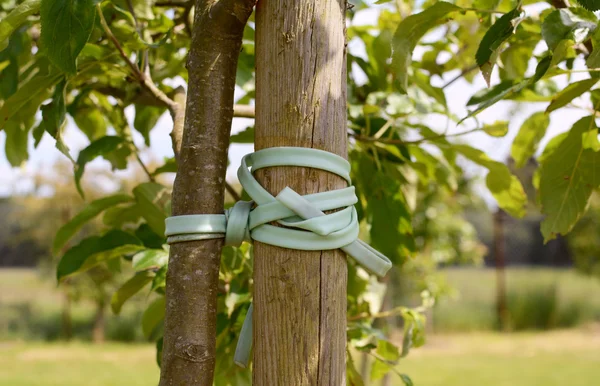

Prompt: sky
xmin=0 ymin=4 xmax=591 ymax=205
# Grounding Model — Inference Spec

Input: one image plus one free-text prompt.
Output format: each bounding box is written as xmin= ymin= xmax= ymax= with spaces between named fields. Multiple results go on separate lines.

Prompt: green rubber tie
xmin=165 ymin=147 xmax=392 ymax=368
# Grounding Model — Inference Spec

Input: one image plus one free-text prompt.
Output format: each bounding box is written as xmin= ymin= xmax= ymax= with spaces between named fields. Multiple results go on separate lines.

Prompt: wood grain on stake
xmin=254 ymin=0 xmax=348 ymax=384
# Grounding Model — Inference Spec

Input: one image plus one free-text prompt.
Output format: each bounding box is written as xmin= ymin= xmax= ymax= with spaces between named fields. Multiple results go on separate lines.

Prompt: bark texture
xmin=254 ymin=1 xmax=348 ymax=384
xmin=159 ymin=1 xmax=255 ymax=385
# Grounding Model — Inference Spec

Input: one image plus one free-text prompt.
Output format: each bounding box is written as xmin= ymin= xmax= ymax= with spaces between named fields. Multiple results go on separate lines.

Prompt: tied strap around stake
xmin=164 ymin=147 xmax=393 ymax=367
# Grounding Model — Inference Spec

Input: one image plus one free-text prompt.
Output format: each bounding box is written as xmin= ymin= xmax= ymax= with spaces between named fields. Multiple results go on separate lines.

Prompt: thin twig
xmin=442 ymin=64 xmax=478 ymax=89
xmin=136 ymin=153 xmax=155 ymax=181
xmin=349 ymin=127 xmax=480 ymax=146
xmin=96 ymin=3 xmax=178 ymax=112
xmin=225 ymin=182 xmax=241 ymax=202
xmin=462 ymin=7 xmax=506 ymax=15
xmin=155 ymin=0 xmax=191 ymax=6
xmin=233 ymin=104 xmax=255 ymax=118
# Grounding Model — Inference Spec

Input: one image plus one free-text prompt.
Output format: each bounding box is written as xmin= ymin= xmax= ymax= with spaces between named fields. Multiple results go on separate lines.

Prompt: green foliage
xmin=546 ymin=78 xmax=598 ymax=113
xmin=542 ymin=8 xmax=597 ymax=51
xmin=511 ymin=112 xmax=550 ymax=169
xmin=391 ymin=1 xmax=460 ymax=91
xmin=540 ymin=117 xmax=600 ymax=241
xmin=56 ymin=229 xmax=143 ymax=280
xmin=40 ymin=0 xmax=96 ymax=73
xmin=0 ymin=0 xmax=40 ymax=51
xmin=475 ymin=7 xmax=523 ymax=86
xmin=111 ymin=271 xmax=154 ymax=314
xmin=53 ymin=194 xmax=133 ymax=254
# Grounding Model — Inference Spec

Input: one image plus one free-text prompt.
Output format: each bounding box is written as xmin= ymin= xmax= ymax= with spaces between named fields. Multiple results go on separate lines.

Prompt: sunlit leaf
xmin=540 ymin=116 xmax=600 ymax=241
xmin=0 ymin=0 xmax=40 ymax=51
xmin=391 ymin=1 xmax=461 ymax=91
xmin=541 ymin=8 xmax=597 ymax=51
xmin=454 ymin=144 xmax=527 ymax=217
xmin=545 ymin=78 xmax=597 ymax=113
xmin=475 ymin=7 xmax=524 ymax=86
xmin=511 ymin=112 xmax=550 ymax=168
xmin=111 ymin=271 xmax=154 ymax=314
xmin=74 ymin=136 xmax=127 ymax=197
xmin=53 ymin=194 xmax=134 ymax=254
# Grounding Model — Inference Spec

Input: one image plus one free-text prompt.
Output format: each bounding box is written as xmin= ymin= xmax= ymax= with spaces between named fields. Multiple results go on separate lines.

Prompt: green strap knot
xmin=164 ymin=147 xmax=392 ymax=368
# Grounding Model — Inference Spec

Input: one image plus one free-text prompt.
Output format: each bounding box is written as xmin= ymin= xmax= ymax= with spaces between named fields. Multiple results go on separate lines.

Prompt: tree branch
xmin=155 ymin=0 xmax=191 ymax=6
xmin=97 ymin=4 xmax=178 ymax=113
xmin=349 ymin=127 xmax=481 ymax=145
xmin=170 ymin=86 xmax=186 ymax=162
xmin=225 ymin=181 xmax=241 ymax=202
xmin=158 ymin=0 xmax=256 ymax=385
xmin=233 ymin=104 xmax=255 ymax=118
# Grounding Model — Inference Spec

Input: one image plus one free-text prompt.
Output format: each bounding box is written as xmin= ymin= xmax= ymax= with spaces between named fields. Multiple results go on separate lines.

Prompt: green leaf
xmin=540 ymin=116 xmax=600 ymax=241
xmin=0 ymin=66 xmax=63 ymax=131
xmin=39 ymin=78 xmax=75 ymax=162
xmin=133 ymin=183 xmax=171 ymax=236
xmin=103 ymin=203 xmax=142 ymax=228
xmin=134 ymin=104 xmax=165 ymax=146
xmin=111 ymin=271 xmax=154 ymax=314
xmin=576 ymin=0 xmax=600 ymax=11
xmin=156 ymin=337 xmax=163 ymax=368
xmin=399 ymin=374 xmax=414 ymax=386
xmin=461 ymin=56 xmax=551 ymax=122
xmin=75 ymin=136 xmax=127 ymax=197
xmin=57 ymin=229 xmax=143 ymax=280
xmin=353 ymin=154 xmax=414 ymax=264
xmin=454 ymin=144 xmax=527 ymax=217
xmin=72 ymin=108 xmax=108 ymax=141
xmin=132 ymin=249 xmax=169 ymax=271
xmin=546 ymin=78 xmax=598 ymax=114
xmin=482 ymin=121 xmax=509 ymax=137
xmin=346 ymin=353 xmax=365 ymax=386
xmin=230 ymin=126 xmax=254 ymax=143
xmin=4 ymin=119 xmax=29 ymax=166
xmin=135 ymin=223 xmax=165 ymax=249
xmin=152 ymin=157 xmax=177 ymax=175
xmin=541 ymin=8 xmax=597 ymax=51
xmin=40 ymin=0 xmax=96 ymax=73
xmin=391 ymin=1 xmax=461 ymax=91
xmin=142 ymin=297 xmax=165 ymax=340
xmin=412 ymin=71 xmax=447 ymax=108
xmin=475 ymin=7 xmax=523 ymax=86
xmin=467 ymin=81 xmax=515 ymax=106
xmin=53 ymin=194 xmax=133 ymax=254
xmin=511 ymin=112 xmax=550 ymax=168
xmin=0 ymin=0 xmax=40 ymax=51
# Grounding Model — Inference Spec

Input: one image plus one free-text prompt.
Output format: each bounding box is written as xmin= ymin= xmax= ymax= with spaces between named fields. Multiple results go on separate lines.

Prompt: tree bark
xmin=494 ymin=209 xmax=509 ymax=331
xmin=254 ymin=1 xmax=348 ymax=384
xmin=92 ymin=298 xmax=106 ymax=344
xmin=159 ymin=1 xmax=255 ymax=385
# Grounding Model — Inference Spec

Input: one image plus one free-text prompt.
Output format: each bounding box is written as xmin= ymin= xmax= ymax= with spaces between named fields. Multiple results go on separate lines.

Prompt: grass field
xmin=2 ymin=268 xmax=600 ymax=384
xmin=1 ymin=330 xmax=599 ymax=386
xmin=397 ymin=329 xmax=600 ymax=386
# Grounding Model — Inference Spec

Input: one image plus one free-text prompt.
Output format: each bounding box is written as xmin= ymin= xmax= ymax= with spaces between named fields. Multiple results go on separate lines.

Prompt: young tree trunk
xmin=61 ymin=285 xmax=73 ymax=341
xmin=254 ymin=1 xmax=348 ymax=384
xmin=159 ymin=1 xmax=255 ymax=385
xmin=92 ymin=298 xmax=106 ymax=344
xmin=494 ymin=209 xmax=509 ymax=331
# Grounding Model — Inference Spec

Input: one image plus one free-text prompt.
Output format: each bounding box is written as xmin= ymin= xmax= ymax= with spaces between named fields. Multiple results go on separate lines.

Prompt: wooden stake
xmin=254 ymin=1 xmax=348 ymax=384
